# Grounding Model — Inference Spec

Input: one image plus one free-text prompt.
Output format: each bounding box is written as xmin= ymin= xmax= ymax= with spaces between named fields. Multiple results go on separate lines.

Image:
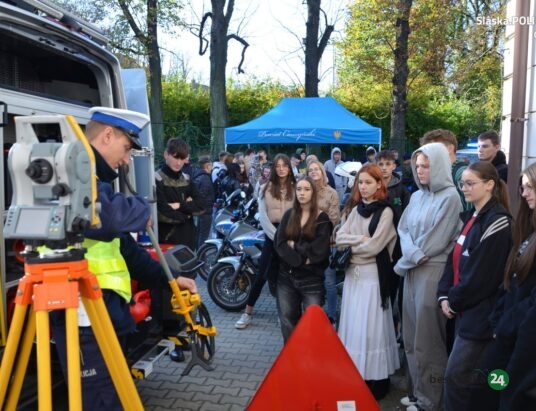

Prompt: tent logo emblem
xmin=333 ymin=130 xmax=342 ymax=139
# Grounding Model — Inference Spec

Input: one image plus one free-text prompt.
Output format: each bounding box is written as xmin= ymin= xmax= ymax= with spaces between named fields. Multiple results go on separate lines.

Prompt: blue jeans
xmin=276 ymin=270 xmax=325 ymax=342
xmin=324 ymin=265 xmax=338 ymax=320
xmin=444 ymin=335 xmax=492 ymax=411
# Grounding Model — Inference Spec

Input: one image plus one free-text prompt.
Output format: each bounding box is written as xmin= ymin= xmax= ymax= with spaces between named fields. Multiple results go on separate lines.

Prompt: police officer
xmin=51 ymin=107 xmax=197 ymax=410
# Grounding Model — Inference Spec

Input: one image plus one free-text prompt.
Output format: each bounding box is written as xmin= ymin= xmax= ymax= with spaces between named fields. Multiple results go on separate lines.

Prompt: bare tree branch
xmin=117 ymin=0 xmax=147 ymax=44
xmin=227 ymin=33 xmax=249 ymax=73
xmin=317 ymin=24 xmax=334 ymax=58
xmin=198 ymin=12 xmax=211 ymax=55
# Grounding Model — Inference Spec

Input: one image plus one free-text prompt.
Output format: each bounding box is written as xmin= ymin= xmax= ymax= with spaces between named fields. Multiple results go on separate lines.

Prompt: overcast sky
xmin=162 ymin=1 xmax=350 ymax=92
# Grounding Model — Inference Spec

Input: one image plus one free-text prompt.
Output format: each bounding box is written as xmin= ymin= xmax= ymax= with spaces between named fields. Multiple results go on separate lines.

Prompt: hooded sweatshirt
xmin=394 ymin=143 xmax=462 ymax=275
xmin=324 ymin=147 xmax=347 ymax=190
xmin=492 ymin=150 xmax=508 ymax=182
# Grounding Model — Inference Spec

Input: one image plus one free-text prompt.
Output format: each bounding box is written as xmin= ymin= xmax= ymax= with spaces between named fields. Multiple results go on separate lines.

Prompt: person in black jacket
xmin=155 ymin=137 xmax=204 ymax=361
xmin=470 ymin=161 xmax=536 ymax=410
xmin=191 ymin=155 xmax=215 ymax=249
xmin=155 ymin=138 xmax=204 ymax=249
xmin=437 ymin=161 xmax=512 ymax=411
xmin=222 ymin=163 xmax=253 ymax=199
xmin=274 ymin=176 xmax=332 ymax=342
xmin=477 ymin=130 xmax=508 ymax=182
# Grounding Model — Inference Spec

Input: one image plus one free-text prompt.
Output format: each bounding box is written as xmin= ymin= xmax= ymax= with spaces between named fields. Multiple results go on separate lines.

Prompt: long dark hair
xmin=262 ymin=153 xmax=295 ymax=201
xmin=504 ymin=162 xmax=536 ymax=289
xmin=342 ymin=164 xmax=388 ymax=217
xmin=285 ymin=176 xmax=319 ymax=241
xmin=467 ymin=161 xmax=510 ymax=212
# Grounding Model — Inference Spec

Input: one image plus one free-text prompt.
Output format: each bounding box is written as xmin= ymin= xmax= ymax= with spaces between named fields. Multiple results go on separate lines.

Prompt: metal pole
xmin=508 ymin=0 xmax=531 ymax=213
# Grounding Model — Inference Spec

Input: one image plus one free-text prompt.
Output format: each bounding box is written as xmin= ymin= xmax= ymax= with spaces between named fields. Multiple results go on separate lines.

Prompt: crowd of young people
xmin=158 ymin=134 xmax=534 ymax=410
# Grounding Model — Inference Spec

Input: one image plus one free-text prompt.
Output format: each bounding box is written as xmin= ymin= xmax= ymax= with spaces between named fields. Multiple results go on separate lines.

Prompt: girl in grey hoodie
xmin=394 ymin=142 xmax=462 ymax=411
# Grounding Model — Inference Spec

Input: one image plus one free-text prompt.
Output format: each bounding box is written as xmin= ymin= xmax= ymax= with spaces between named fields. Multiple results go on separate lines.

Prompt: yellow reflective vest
xmin=84 ymin=238 xmax=131 ymax=302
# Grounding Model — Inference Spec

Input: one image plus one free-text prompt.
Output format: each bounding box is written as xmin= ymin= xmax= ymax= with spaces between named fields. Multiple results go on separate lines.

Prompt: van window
xmin=0 ymin=30 xmax=100 ymax=106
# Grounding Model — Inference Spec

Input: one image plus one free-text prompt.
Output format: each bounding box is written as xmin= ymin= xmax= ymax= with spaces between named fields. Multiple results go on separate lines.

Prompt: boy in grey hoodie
xmin=394 ymin=142 xmax=462 ymax=411
xmin=324 ymin=147 xmax=347 ymax=203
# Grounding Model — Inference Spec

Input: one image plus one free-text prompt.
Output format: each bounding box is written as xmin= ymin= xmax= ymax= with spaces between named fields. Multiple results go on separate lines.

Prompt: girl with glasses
xmin=437 ymin=161 xmax=512 ymax=411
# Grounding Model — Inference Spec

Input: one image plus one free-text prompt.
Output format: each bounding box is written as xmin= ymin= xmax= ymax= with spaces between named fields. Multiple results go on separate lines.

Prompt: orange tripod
xmin=0 ymin=249 xmax=143 ymax=411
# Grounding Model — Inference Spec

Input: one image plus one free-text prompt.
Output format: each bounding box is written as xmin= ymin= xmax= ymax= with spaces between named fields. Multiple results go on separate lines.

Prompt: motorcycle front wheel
xmin=196 ymin=243 xmax=219 ymax=281
xmin=207 ymin=262 xmax=254 ymax=312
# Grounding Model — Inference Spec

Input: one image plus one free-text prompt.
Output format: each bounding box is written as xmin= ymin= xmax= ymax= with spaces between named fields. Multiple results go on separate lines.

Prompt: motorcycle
xmin=211 ymin=189 xmax=246 ymax=238
xmin=206 ymin=228 xmax=265 ymax=312
xmin=196 ymin=194 xmax=258 ymax=281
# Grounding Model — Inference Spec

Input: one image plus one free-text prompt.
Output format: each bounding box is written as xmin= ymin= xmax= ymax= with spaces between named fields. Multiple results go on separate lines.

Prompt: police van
xmin=0 ymin=0 xmax=162 ymax=405
xmin=456 ymin=141 xmax=479 ymax=164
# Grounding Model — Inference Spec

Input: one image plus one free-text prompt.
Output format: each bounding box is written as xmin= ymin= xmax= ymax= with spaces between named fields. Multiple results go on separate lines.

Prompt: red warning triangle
xmin=248 ymin=304 xmax=380 ymax=411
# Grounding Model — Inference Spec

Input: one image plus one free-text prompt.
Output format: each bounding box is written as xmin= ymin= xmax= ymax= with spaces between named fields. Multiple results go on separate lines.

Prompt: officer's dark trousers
xmin=53 ymin=325 xmax=127 ymax=410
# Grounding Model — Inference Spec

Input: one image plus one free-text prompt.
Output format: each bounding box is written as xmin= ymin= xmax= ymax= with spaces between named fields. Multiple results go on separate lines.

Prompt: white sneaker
xmin=235 ymin=313 xmax=252 ymax=329
xmin=400 ymin=395 xmax=417 ymax=406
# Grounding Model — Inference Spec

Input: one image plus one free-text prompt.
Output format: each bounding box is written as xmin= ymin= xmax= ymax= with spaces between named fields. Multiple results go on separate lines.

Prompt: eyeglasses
xmin=457 ymin=180 xmax=486 ymax=190
xmin=519 ymin=185 xmax=534 ymax=195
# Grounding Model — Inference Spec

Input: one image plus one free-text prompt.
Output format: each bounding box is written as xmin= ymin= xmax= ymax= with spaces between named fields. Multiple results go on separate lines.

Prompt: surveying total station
xmin=0 ymin=114 xmax=217 ymax=410
xmin=0 ymin=114 xmax=147 ymax=410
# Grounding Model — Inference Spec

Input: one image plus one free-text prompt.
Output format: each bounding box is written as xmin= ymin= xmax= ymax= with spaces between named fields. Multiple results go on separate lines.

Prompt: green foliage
xmin=406 ymin=90 xmax=489 ymax=148
xmin=227 ymin=78 xmax=303 ymax=126
xmin=336 ymin=0 xmax=503 ymax=152
xmin=52 ymin=0 xmax=503 ymax=158
xmin=161 ymin=75 xmax=211 ymax=157
xmin=160 ymin=76 xmax=303 ymax=158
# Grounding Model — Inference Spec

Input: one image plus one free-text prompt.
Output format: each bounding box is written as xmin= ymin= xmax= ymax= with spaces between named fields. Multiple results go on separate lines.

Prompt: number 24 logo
xmin=488 ymin=369 xmax=509 ymax=390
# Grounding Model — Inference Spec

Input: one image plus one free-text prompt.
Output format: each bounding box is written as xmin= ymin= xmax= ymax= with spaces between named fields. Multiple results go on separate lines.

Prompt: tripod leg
xmin=0 ymin=304 xmax=29 ymax=407
xmin=82 ymin=297 xmax=143 ymax=411
xmin=65 ymin=307 xmax=82 ymax=410
xmin=35 ymin=310 xmax=52 ymax=411
xmin=3 ymin=307 xmax=36 ymax=411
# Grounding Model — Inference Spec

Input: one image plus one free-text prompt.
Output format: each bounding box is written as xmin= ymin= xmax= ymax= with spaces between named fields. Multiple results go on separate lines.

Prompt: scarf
xmin=356 ymin=199 xmax=391 ymax=219
xmin=357 ymin=200 xmax=393 ymax=309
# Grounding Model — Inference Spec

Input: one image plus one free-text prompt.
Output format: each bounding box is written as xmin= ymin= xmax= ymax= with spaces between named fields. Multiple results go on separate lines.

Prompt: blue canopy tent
xmin=224 ymin=96 xmax=381 ymax=146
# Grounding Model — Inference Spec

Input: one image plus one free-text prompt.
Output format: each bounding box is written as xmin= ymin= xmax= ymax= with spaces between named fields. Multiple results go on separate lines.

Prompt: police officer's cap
xmin=89 ymin=106 xmax=150 ymax=150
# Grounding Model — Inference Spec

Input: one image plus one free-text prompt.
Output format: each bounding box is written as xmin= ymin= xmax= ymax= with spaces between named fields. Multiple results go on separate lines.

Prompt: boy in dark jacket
xmin=155 ymin=138 xmax=204 ymax=249
xmin=377 ymin=150 xmax=411 ymax=223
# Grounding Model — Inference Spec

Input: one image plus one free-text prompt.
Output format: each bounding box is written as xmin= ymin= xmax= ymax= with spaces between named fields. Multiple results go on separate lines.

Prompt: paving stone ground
xmin=136 ymin=283 xmax=409 ymax=411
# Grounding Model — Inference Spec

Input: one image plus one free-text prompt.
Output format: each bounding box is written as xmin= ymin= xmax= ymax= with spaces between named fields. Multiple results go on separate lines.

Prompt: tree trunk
xmin=305 ymin=0 xmax=321 ymax=97
xmin=390 ymin=0 xmax=412 ymax=153
xmin=210 ymin=0 xmax=231 ymax=156
xmin=147 ymin=0 xmax=165 ymax=165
